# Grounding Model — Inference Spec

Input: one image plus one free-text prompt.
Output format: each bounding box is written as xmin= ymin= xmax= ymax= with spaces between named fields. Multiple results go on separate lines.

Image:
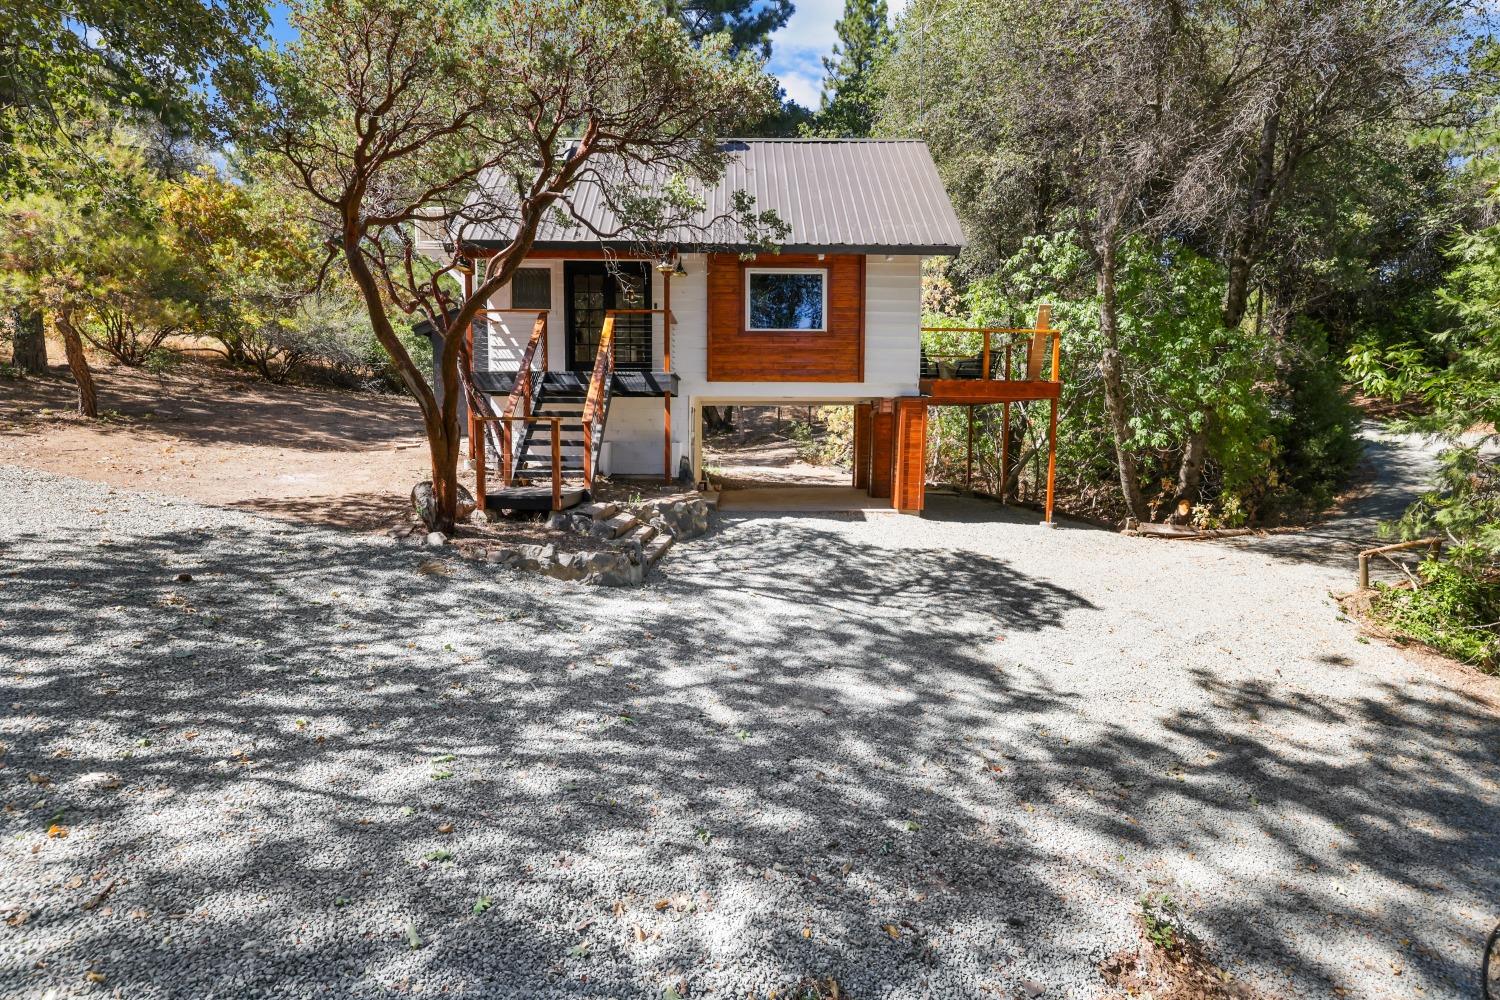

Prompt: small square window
xmin=746 ymin=269 xmax=826 ymax=331
xmin=511 ymin=267 xmax=551 ymax=310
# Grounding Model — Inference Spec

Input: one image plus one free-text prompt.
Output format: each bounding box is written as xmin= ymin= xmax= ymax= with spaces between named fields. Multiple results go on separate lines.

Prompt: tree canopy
xmin=232 ymin=0 xmax=783 ymax=530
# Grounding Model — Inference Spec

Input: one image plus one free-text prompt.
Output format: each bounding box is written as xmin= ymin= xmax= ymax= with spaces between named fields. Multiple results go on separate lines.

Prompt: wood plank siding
xmin=892 ymin=398 xmax=929 ymax=513
xmin=706 ymin=253 xmax=865 ymax=382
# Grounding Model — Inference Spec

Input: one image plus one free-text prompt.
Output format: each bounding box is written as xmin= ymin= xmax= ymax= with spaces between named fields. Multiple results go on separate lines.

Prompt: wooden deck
xmin=918 ymin=378 xmax=1062 ymax=404
xmin=484 ymin=485 xmax=587 ymax=512
xmin=473 ymin=370 xmax=677 ymax=398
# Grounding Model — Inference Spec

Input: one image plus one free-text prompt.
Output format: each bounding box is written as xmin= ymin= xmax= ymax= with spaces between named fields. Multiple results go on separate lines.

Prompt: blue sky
xmin=266 ymin=1 xmax=907 ymax=111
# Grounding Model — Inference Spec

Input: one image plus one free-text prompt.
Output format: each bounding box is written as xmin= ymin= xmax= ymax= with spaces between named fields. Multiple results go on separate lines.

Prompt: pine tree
xmin=814 ymin=0 xmax=892 ymax=138
xmin=668 ymin=0 xmax=794 ymax=59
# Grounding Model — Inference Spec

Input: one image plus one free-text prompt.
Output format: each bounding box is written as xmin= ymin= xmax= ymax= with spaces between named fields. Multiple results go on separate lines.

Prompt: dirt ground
xmin=0 ymin=355 xmax=429 ymax=531
xmin=702 ymin=405 xmax=851 ymax=488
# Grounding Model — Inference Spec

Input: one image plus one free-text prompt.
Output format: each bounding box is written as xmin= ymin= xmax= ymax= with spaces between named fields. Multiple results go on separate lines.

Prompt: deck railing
xmin=920 ymin=306 xmax=1060 ymax=384
xmin=470 ymin=311 xmax=560 ymax=509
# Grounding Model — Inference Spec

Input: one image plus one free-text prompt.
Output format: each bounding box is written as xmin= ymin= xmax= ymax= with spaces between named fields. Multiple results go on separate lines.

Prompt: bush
xmin=1372 ymin=559 xmax=1500 ymax=670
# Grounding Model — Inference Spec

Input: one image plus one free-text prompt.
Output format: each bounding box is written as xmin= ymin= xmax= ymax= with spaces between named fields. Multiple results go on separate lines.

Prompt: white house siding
xmin=482 ymin=252 xmax=925 ymax=479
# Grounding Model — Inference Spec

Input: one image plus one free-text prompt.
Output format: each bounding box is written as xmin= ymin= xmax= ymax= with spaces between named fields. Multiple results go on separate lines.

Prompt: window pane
xmin=748 ymin=272 xmax=824 ymax=330
xmin=511 ymin=268 xmax=551 ymax=310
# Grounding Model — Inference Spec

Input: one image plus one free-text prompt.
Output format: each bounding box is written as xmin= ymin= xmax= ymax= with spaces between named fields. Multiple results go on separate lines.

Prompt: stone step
xmin=643 ymin=532 xmax=674 ymax=564
xmin=578 ymin=501 xmax=619 ymax=521
xmin=621 ymin=522 xmax=658 ymax=547
xmin=593 ymin=512 xmax=640 ymax=539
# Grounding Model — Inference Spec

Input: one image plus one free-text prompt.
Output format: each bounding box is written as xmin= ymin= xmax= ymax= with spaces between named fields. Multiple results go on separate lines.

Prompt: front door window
xmin=566 ymin=262 xmax=652 ymax=371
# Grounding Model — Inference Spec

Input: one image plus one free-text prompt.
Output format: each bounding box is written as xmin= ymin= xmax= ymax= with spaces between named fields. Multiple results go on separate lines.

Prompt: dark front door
xmin=564 ymin=261 xmax=653 ymax=372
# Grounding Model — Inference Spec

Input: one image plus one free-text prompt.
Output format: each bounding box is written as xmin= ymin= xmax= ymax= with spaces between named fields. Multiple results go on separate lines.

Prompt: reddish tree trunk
xmin=55 ymin=311 xmax=97 ymax=418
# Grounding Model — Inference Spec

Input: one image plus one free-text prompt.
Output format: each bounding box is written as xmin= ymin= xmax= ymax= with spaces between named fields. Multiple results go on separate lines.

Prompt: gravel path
xmin=1 ymin=428 xmax=1496 ymax=1000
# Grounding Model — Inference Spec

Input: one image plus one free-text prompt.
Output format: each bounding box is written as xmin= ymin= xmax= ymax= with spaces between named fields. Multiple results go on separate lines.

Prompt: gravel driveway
xmin=1 ymin=430 xmax=1496 ymax=1000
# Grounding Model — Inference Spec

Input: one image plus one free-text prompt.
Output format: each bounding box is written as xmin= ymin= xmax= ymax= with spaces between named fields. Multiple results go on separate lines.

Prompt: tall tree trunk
xmin=1096 ymin=239 xmax=1149 ymax=524
xmin=1172 ymin=97 xmax=1285 ymax=518
xmin=54 ymin=310 xmax=97 ymax=418
xmin=11 ymin=307 xmax=47 ymax=374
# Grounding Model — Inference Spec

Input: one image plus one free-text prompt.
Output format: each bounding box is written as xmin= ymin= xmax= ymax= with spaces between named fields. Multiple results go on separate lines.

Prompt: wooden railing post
xmin=474 ymin=418 xmax=487 ymax=513
xmin=981 ymin=332 xmax=991 ymax=381
xmin=582 ymin=418 xmax=593 ymax=486
xmin=539 ymin=312 xmax=548 ymax=372
xmin=501 ymin=417 xmax=513 ymax=486
xmin=550 ymin=417 xmax=562 ymax=511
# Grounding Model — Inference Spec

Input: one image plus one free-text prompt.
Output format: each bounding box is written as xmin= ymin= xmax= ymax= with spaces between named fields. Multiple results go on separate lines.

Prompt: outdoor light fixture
xmin=673 ymin=258 xmax=687 ymax=277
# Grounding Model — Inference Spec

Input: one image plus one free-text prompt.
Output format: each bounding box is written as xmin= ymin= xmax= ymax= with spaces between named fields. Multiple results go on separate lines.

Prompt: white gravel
xmin=0 ymin=431 xmax=1496 ymax=999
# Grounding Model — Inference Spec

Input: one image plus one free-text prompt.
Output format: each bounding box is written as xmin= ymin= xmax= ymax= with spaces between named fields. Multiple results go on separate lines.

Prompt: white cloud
xmin=767 ymin=0 xmax=910 ymax=109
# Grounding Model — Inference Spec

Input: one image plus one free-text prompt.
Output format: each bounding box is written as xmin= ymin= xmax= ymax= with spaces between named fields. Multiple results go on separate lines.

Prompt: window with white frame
xmin=745 ymin=268 xmax=826 ymax=331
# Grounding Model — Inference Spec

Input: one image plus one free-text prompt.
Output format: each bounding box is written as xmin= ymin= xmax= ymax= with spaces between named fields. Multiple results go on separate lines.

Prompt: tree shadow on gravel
xmin=0 ymin=511 xmax=1495 ymax=999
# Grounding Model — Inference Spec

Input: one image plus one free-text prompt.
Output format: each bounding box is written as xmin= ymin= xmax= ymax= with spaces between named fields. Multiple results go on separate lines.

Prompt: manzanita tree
xmin=235 ymin=0 xmax=781 ymax=533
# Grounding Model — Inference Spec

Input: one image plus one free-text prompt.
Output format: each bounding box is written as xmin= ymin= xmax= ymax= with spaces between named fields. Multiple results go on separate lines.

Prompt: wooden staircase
xmin=509 ymin=378 xmax=610 ymax=484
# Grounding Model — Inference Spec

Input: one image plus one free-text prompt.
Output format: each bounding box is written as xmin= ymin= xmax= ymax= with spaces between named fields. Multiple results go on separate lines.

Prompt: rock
xmin=546 ymin=511 xmax=591 ymax=534
xmin=484 ymin=547 xmax=517 ymax=566
xmin=584 ymin=551 xmax=643 ymax=587
xmin=642 ymin=498 xmax=711 ymax=541
xmin=515 ymin=544 xmax=555 ymax=570
xmin=174 ymin=573 xmax=193 ymax=583
xmin=425 ymin=532 xmax=448 ymax=548
xmin=411 ymin=481 xmax=477 ymax=530
xmin=539 ymin=552 xmax=588 ymax=581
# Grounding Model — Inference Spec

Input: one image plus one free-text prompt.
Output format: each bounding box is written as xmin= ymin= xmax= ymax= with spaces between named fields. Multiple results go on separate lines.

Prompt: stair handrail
xmin=581 ymin=314 xmax=616 ymax=487
xmin=489 ymin=311 xmax=547 ymax=484
xmin=500 ymin=311 xmax=548 ymax=421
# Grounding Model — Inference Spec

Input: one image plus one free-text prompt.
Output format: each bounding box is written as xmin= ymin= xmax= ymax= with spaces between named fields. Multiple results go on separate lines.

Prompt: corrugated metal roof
xmin=461 ymin=139 xmax=966 ymax=254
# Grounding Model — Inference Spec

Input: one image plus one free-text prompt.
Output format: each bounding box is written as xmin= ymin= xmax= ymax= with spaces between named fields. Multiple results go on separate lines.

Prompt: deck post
xmin=853 ymin=403 xmax=872 ymax=491
xmin=1044 ymin=396 xmax=1058 ymax=524
xmin=663 ymin=397 xmax=672 ymax=483
xmin=501 ymin=417 xmax=513 ymax=486
xmin=464 ymin=268 xmax=478 ymax=463
xmin=474 ymin=418 xmax=487 ymax=515
xmin=965 ymin=405 xmax=974 ymax=490
xmin=550 ymin=417 xmax=562 ymax=511
xmin=582 ymin=418 xmax=593 ymax=487
xmin=1000 ymin=401 xmax=1011 ymax=502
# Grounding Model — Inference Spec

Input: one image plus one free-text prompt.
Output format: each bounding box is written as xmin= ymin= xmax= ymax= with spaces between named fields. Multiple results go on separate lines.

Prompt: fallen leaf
xmin=405 ymin=922 xmax=423 ymax=950
xmin=4 ymin=911 xmax=29 ymax=928
xmin=653 ymin=899 xmax=672 ymax=911
xmin=84 ymin=971 xmax=105 ymax=984
xmin=47 ymin=824 xmax=69 ymax=839
xmin=436 ymin=823 xmax=454 ymax=835
xmin=633 ymin=925 xmax=646 ymax=943
xmin=882 ymin=923 xmax=901 ymax=940
xmin=802 ymin=925 xmax=812 ymax=939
